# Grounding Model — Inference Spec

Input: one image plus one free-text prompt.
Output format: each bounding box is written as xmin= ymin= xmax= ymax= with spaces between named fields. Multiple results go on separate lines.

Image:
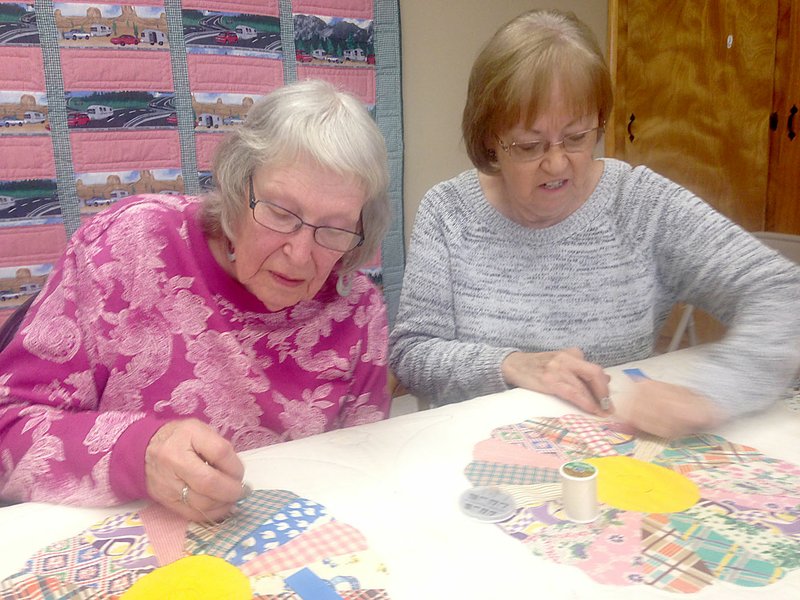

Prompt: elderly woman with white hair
xmin=0 ymin=80 xmax=391 ymax=520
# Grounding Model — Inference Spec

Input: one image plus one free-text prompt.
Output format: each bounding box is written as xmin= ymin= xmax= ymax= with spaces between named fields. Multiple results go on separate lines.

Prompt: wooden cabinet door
xmin=607 ymin=0 xmax=779 ymax=231
xmin=766 ymin=0 xmax=800 ymax=233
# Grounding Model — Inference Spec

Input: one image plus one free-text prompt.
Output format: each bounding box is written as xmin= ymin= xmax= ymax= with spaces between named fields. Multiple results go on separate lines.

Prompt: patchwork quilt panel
xmin=0 ymin=0 xmax=404 ymax=325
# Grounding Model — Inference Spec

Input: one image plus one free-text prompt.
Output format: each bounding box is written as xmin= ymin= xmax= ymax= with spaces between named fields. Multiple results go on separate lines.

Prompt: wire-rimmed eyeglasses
xmin=495 ymin=125 xmax=604 ymax=162
xmin=248 ymin=176 xmax=364 ymax=252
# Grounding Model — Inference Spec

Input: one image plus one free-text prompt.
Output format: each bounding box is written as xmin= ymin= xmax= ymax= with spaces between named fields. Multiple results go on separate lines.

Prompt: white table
xmin=1 ymin=348 xmax=799 ymax=599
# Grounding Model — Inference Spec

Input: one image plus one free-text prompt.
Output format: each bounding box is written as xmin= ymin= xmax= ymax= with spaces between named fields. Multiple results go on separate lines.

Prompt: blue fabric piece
xmin=223 ymin=498 xmax=328 ymax=565
xmin=623 ymin=367 xmax=650 ymax=381
xmin=285 ymin=567 xmax=344 ymax=599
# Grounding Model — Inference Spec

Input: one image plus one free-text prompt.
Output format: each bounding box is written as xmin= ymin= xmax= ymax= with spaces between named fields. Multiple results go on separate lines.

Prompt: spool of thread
xmin=559 ymin=460 xmax=599 ymax=523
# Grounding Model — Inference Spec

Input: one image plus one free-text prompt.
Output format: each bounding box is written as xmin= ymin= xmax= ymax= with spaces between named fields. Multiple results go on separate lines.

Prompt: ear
xmin=484 ymin=132 xmax=500 ymax=163
xmin=225 ymin=237 xmax=236 ymax=262
xmin=336 ymin=272 xmax=352 ymax=297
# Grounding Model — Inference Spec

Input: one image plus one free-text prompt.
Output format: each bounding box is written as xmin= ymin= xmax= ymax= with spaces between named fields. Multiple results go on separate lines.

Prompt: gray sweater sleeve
xmin=390 ymin=162 xmax=800 ymax=415
xmin=631 ymin=168 xmax=800 ymax=418
xmin=388 ymin=182 xmax=516 ymax=405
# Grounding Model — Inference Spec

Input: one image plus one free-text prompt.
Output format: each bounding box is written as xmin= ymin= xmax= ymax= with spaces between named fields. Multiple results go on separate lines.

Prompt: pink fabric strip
xmin=195 ymin=134 xmax=226 ymax=171
xmin=70 ymin=130 xmax=181 ymax=173
xmin=61 ymin=48 xmax=174 ymax=92
xmin=296 ymin=65 xmax=376 ymax=105
xmin=183 ymin=0 xmax=279 ymax=15
xmin=0 ymin=47 xmax=45 ymax=90
xmin=187 ymin=54 xmax=284 ymax=94
xmin=0 ymin=224 xmax=67 ymax=267
xmin=0 ymin=136 xmax=55 ymax=180
xmin=139 ymin=503 xmax=190 ymax=567
xmin=473 ymin=438 xmax=565 ymax=469
xmin=293 ymin=0 xmax=373 ymax=20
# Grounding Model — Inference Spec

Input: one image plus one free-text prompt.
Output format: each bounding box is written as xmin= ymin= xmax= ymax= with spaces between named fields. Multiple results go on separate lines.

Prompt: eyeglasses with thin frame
xmin=495 ymin=125 xmax=605 ymax=162
xmin=248 ymin=176 xmax=364 ymax=252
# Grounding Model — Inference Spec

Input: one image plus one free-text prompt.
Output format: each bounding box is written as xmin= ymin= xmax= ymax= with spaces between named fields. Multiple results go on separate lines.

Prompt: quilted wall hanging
xmin=0 ymin=0 xmax=405 ymax=326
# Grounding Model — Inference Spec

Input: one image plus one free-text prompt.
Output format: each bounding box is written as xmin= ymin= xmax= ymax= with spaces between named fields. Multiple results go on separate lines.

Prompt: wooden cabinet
xmin=767 ymin=0 xmax=800 ymax=232
xmin=608 ymin=0 xmax=800 ymax=349
xmin=607 ymin=0 xmax=800 ymax=235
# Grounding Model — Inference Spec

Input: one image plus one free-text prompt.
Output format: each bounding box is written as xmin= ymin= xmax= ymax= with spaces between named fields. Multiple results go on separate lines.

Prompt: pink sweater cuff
xmin=109 ymin=417 xmax=171 ymax=502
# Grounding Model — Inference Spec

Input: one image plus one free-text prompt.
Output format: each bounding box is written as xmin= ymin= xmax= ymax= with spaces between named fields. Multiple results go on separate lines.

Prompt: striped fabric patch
xmin=668 ymin=513 xmax=785 ymax=586
xmin=464 ymin=460 xmax=560 ymax=487
xmin=641 ymin=514 xmax=715 ymax=593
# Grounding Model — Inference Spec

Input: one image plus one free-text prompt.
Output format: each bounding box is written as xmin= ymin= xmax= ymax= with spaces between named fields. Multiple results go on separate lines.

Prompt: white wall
xmin=399 ymin=1 xmax=608 ymax=248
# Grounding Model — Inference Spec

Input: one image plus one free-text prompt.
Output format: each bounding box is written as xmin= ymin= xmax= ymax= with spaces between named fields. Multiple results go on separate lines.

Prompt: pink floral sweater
xmin=0 ymin=195 xmax=389 ymax=506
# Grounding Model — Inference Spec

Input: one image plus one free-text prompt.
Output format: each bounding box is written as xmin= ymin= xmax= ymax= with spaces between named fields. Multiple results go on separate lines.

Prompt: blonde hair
xmin=462 ymin=9 xmax=613 ymax=173
xmin=201 ymin=79 xmax=390 ymax=274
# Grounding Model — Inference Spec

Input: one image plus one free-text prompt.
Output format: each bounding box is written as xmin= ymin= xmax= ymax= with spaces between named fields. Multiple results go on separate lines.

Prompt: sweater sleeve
xmin=389 ymin=184 xmax=516 ymax=406
xmin=0 ymin=208 xmax=172 ymax=506
xmin=636 ymin=168 xmax=800 ymax=417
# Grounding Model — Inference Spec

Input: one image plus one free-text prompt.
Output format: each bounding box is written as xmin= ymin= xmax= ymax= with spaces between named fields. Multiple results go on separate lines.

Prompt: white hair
xmin=201 ymin=79 xmax=390 ymax=273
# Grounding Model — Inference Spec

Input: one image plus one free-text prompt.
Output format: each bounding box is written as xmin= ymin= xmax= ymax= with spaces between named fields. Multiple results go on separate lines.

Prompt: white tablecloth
xmin=1 ymin=348 xmax=799 ymax=599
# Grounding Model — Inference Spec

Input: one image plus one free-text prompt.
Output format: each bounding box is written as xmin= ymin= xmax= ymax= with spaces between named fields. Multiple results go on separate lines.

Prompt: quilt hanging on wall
xmin=0 ymin=0 xmax=405 ymax=326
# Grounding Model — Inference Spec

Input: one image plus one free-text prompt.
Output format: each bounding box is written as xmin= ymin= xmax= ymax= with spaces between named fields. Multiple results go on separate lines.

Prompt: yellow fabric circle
xmin=121 ymin=555 xmax=251 ymax=600
xmin=585 ymin=455 xmax=699 ymax=513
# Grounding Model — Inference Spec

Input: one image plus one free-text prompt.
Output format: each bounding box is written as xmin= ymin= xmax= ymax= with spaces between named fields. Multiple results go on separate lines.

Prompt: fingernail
xmin=240 ymin=481 xmax=253 ymax=498
xmin=599 ymin=396 xmax=612 ymax=412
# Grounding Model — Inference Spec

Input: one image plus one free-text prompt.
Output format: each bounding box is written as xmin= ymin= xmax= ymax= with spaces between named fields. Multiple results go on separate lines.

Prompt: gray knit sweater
xmin=389 ymin=159 xmax=800 ymax=416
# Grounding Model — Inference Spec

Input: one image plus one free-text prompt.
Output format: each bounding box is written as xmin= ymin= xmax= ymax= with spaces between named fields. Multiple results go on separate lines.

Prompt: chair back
xmin=753 ymin=231 xmax=800 ymax=265
xmin=0 ymin=292 xmax=39 ymax=353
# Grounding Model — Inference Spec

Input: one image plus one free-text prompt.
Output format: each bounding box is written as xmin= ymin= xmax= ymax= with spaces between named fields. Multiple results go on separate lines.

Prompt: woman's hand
xmin=501 ymin=348 xmax=611 ymax=415
xmin=618 ymin=379 xmax=721 ymax=438
xmin=145 ymin=419 xmax=246 ymax=521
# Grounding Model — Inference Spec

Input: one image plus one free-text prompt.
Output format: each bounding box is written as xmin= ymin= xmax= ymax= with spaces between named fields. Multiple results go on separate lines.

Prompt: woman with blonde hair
xmin=390 ymin=9 xmax=800 ymax=437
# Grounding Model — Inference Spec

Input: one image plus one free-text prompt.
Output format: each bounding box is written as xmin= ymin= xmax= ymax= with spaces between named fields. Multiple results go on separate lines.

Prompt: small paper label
xmin=561 ymin=461 xmax=597 ymax=478
xmin=459 ymin=487 xmax=516 ymax=523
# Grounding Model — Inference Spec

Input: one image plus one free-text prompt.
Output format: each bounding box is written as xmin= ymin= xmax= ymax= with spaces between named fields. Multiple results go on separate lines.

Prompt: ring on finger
xmin=180 ymin=483 xmax=190 ymax=505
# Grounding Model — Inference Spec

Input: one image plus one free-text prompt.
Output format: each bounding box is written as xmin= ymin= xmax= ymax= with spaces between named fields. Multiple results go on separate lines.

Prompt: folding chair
xmin=668 ymin=232 xmax=800 ymax=352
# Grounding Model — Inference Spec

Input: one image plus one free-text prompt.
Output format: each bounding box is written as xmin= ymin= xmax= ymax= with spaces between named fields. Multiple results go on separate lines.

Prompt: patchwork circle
xmin=465 ymin=415 xmax=800 ymax=593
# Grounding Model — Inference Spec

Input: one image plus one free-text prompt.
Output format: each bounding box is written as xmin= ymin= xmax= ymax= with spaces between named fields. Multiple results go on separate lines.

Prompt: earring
xmin=336 ymin=273 xmax=352 ymax=297
xmin=225 ymin=237 xmax=236 ymax=262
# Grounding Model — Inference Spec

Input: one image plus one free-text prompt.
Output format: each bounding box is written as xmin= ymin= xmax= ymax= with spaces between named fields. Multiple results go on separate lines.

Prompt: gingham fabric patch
xmin=241 ymin=521 xmax=368 ymax=576
xmin=187 ymin=489 xmax=300 ymax=557
xmin=464 ymin=460 xmax=560 ymax=487
xmin=224 ymin=499 xmax=329 ymax=565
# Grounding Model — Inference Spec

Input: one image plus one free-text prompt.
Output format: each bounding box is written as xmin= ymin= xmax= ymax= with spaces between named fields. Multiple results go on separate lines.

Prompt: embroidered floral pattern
xmin=0 ymin=196 xmax=389 ymax=506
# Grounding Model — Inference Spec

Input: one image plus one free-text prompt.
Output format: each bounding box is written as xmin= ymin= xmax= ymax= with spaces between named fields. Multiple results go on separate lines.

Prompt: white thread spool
xmin=559 ymin=460 xmax=599 ymax=523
